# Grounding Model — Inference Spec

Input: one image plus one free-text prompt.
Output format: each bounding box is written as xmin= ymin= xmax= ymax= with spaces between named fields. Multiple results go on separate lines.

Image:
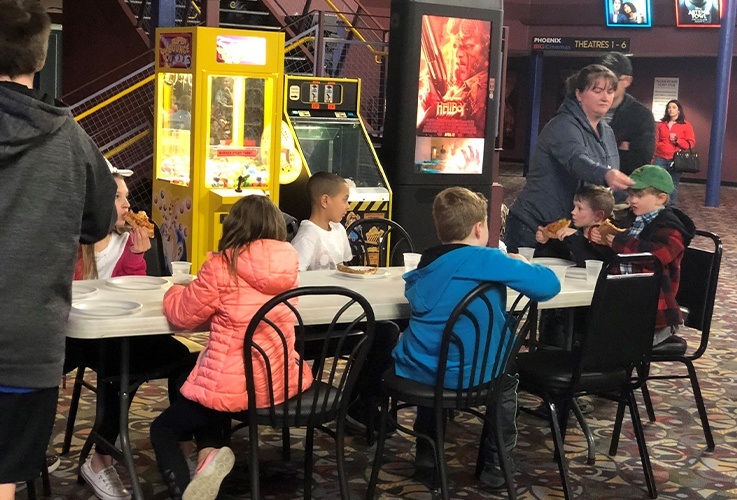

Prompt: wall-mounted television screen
xmin=414 ymin=14 xmax=492 ymax=174
xmin=606 ymin=0 xmax=653 ymax=27
xmin=676 ymin=0 xmax=722 ymax=27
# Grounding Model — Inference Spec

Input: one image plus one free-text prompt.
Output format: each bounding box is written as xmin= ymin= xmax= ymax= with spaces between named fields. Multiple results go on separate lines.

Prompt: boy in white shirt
xmin=291 ymin=171 xmax=399 ymax=436
xmin=291 ymin=172 xmax=353 ymax=271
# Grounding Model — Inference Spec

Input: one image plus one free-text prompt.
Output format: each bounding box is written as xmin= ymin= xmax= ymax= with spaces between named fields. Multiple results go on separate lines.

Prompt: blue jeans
xmin=653 ymin=156 xmax=681 ymax=206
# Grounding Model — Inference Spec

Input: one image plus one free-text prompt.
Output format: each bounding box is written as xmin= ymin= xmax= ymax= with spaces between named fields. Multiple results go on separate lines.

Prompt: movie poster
xmin=415 ymin=15 xmax=492 ymax=174
xmin=676 ymin=0 xmax=722 ymax=27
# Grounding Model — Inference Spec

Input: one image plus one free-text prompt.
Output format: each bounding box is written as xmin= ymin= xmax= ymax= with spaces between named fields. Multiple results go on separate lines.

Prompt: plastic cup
xmin=518 ymin=247 xmax=535 ymax=262
xmin=403 ymin=253 xmax=422 ymax=273
xmin=171 ymin=261 xmax=192 ymax=276
xmin=549 ymin=265 xmax=567 ymax=287
xmin=585 ymin=260 xmax=604 ymax=285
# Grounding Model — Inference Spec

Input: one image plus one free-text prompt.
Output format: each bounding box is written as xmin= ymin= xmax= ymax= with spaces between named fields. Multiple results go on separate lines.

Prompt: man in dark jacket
xmin=598 ymin=52 xmax=656 ymax=175
xmin=0 ymin=1 xmax=116 ymax=495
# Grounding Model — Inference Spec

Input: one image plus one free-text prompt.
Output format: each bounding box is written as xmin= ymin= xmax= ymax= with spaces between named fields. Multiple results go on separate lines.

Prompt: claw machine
xmin=153 ymin=27 xmax=285 ymax=272
xmin=279 ymin=76 xmax=392 ymax=225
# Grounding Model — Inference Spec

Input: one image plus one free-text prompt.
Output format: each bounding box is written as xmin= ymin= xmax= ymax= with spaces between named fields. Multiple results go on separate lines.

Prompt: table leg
xmin=118 ymin=338 xmax=144 ymax=499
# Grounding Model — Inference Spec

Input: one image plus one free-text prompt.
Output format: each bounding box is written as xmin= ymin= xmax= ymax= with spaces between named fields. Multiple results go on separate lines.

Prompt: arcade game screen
xmin=414 ymin=15 xmax=492 ymax=174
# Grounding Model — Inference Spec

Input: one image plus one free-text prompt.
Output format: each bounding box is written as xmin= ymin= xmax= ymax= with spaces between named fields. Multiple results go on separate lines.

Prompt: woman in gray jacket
xmin=506 ymin=64 xmax=633 ymax=252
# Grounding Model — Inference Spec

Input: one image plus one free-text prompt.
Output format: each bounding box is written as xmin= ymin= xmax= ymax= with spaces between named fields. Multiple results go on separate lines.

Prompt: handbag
xmin=671 ymin=139 xmax=700 ymax=173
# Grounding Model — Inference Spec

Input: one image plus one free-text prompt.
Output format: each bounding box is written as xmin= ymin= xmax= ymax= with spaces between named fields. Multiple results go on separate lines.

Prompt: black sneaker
xmin=479 ymin=456 xmax=515 ymax=490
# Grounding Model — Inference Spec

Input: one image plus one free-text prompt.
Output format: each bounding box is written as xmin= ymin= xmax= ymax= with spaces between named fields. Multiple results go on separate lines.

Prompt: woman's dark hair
xmin=661 ymin=99 xmax=686 ymax=124
xmin=566 ymin=64 xmax=618 ymax=96
xmin=623 ymin=2 xmax=637 ymax=13
xmin=219 ymin=195 xmax=287 ymax=280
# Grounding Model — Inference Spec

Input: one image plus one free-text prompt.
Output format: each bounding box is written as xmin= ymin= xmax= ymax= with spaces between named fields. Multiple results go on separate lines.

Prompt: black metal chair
xmin=366 ymin=284 xmax=533 ymax=500
xmin=345 ymin=217 xmax=414 ymax=267
xmin=612 ymin=230 xmax=721 ymax=452
xmin=229 ymin=286 xmax=375 ymax=500
xmin=516 ymin=254 xmax=662 ymax=499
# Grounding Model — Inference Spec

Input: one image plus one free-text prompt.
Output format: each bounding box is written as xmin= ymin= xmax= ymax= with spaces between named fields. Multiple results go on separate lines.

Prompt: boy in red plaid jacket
xmin=591 ymin=164 xmax=695 ymax=345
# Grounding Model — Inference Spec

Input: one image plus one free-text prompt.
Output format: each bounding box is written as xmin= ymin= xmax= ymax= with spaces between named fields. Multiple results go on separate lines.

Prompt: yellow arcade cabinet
xmin=152 ymin=27 xmax=285 ymax=272
xmin=279 ymin=76 xmax=392 ymax=226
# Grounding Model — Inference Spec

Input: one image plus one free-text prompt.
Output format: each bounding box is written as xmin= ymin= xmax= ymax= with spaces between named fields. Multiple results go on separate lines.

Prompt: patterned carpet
xmin=28 ymin=173 xmax=737 ymax=499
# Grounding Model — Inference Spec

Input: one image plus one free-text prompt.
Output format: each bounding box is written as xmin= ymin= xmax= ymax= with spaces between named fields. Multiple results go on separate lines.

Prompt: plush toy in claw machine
xmin=153 ymin=188 xmax=193 ymax=266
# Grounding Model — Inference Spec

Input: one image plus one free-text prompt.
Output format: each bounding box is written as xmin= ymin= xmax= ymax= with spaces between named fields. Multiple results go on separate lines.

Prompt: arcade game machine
xmin=152 ymin=27 xmax=285 ymax=271
xmin=279 ymin=76 xmax=392 ymax=226
xmin=381 ymin=0 xmax=504 ymax=251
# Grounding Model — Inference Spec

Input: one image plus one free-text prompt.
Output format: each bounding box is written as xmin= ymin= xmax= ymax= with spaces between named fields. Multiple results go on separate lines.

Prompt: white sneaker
xmin=81 ymin=460 xmax=132 ymax=500
xmin=183 ymin=447 xmax=235 ymax=500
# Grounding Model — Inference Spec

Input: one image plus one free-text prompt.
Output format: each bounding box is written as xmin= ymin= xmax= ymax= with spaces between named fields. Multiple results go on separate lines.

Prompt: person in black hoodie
xmin=0 ymin=1 xmax=116 ymax=497
xmin=597 ymin=52 xmax=656 ymax=176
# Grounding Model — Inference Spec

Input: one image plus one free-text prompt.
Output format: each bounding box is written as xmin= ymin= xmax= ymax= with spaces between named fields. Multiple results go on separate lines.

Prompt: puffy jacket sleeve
xmin=164 ymin=257 xmax=222 ymax=329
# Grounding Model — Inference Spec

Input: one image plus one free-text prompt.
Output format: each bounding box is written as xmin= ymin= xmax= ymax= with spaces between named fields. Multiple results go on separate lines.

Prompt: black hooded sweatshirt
xmin=0 ymin=82 xmax=116 ymax=388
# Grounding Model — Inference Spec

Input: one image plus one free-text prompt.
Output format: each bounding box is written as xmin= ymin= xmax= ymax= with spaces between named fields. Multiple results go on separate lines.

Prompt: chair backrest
xmin=576 ymin=253 xmax=662 ymax=377
xmin=242 ymin=286 xmax=375 ymax=428
xmin=675 ymin=230 xmax=721 ymax=358
xmin=345 ymin=218 xmax=415 ymax=267
xmin=436 ymin=282 xmax=532 ymax=409
xmin=282 ymin=211 xmax=299 ymax=242
xmin=144 ymin=222 xmax=171 ymax=277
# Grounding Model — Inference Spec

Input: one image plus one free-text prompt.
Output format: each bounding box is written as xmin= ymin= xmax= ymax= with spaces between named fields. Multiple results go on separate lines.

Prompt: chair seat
xmin=232 ymin=381 xmax=340 ymax=425
xmin=651 ymin=334 xmax=688 ymax=358
xmin=517 ymin=350 xmax=628 ymax=396
xmin=381 ymin=368 xmax=489 ymax=409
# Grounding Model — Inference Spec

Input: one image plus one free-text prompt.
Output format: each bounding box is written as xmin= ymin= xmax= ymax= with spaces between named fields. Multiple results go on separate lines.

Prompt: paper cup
xmin=518 ymin=247 xmax=535 ymax=262
xmin=548 ymin=265 xmax=567 ymax=286
xmin=403 ymin=252 xmax=422 ymax=273
xmin=585 ymin=260 xmax=604 ymax=285
xmin=171 ymin=261 xmax=192 ymax=275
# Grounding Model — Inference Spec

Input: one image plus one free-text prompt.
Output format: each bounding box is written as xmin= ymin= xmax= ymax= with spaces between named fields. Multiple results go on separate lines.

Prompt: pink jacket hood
xmin=164 ymin=239 xmax=312 ymax=412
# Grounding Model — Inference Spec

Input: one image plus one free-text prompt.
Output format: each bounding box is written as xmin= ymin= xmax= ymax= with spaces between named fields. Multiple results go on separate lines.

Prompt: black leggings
xmin=65 ymin=336 xmax=197 ymax=454
xmin=150 ymin=388 xmax=231 ymax=498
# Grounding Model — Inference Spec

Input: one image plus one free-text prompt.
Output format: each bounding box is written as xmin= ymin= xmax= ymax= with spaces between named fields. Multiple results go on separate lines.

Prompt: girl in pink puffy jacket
xmin=151 ymin=195 xmax=313 ymax=500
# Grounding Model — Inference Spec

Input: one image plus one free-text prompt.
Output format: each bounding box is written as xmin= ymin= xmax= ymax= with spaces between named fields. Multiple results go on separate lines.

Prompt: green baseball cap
xmin=629 ymin=164 xmax=674 ymax=193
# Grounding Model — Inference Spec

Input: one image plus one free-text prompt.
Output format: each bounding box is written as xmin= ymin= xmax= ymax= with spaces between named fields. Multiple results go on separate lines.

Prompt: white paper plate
xmin=71 ymin=300 xmax=142 ymax=317
xmin=336 ymin=268 xmax=391 ymax=280
xmin=72 ymin=284 xmax=98 ymax=298
xmin=532 ymin=258 xmax=577 ymax=268
xmin=107 ymin=276 xmax=168 ymax=290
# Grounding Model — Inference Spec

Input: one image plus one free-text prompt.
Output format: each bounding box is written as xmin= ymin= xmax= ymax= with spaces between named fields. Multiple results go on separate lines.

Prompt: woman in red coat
xmin=653 ymin=99 xmax=696 ymax=206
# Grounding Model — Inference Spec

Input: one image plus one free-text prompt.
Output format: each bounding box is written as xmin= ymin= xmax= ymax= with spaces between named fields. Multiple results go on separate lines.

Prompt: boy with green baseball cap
xmin=592 ymin=164 xmax=695 ymax=346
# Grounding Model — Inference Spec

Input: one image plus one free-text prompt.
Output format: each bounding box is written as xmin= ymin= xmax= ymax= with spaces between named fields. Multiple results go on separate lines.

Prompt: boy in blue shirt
xmin=393 ymin=187 xmax=560 ymax=489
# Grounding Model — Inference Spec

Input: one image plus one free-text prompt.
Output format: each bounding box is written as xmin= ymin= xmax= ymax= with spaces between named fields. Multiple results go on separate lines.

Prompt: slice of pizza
xmin=596 ymin=218 xmax=627 ymax=240
xmin=124 ymin=210 xmax=155 ymax=239
xmin=543 ymin=218 xmax=571 ymax=238
xmin=336 ymin=264 xmax=378 ymax=275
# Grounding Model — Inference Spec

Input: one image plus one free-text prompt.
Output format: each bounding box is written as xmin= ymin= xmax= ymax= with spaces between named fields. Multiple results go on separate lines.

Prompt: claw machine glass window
xmin=291 ymin=118 xmax=385 ymax=188
xmin=157 ymin=73 xmax=193 ymax=185
xmin=206 ymin=75 xmax=272 ymax=192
